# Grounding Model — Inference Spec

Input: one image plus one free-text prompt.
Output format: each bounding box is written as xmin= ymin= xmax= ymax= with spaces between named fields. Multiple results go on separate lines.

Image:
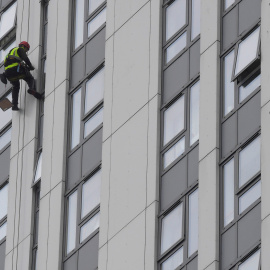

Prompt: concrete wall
xmin=99 ymin=0 xmax=161 ymax=269
xmin=198 ymin=0 xmax=221 ymax=270
xmin=261 ymin=1 xmax=270 ymax=269
xmin=5 ymin=0 xmax=70 ymax=269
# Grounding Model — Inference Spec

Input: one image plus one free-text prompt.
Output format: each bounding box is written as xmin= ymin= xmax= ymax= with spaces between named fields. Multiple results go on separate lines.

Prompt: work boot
xmin=12 ymin=104 xmax=19 ymax=111
xmin=0 ymin=73 xmax=7 ymax=85
xmin=27 ymin=89 xmax=43 ymax=100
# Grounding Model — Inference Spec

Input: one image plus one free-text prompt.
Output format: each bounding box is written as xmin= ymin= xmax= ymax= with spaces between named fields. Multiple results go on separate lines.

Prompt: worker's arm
xmin=17 ymin=48 xmax=35 ymax=70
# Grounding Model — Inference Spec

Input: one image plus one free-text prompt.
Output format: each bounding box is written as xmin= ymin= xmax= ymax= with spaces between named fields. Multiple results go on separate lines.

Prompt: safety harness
xmin=4 ymin=47 xmax=22 ymax=71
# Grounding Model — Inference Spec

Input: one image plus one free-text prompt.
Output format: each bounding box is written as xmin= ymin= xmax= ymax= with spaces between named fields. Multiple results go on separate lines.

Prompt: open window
xmin=232 ymin=26 xmax=260 ymax=83
xmin=33 ymin=152 xmax=42 ymax=184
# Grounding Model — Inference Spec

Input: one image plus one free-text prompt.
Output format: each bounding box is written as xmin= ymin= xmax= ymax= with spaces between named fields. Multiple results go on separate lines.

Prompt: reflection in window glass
xmin=161 ymin=203 xmax=183 ymax=254
xmin=0 ymin=222 xmax=7 ymax=241
xmin=224 ymin=158 xmax=234 ymax=227
xmin=166 ymin=0 xmax=186 ymax=41
xmin=161 ymin=247 xmax=183 ymax=270
xmin=0 ymin=2 xmax=17 ymax=39
xmin=238 ymin=249 xmax=260 ymax=270
xmin=235 ymin=27 xmax=260 ymax=77
xmin=225 ymin=0 xmax=235 ymax=10
xmin=34 ymin=153 xmax=42 ymax=183
xmin=0 ymin=39 xmax=15 ymax=62
xmin=71 ymin=89 xmax=81 ymax=149
xmin=164 ymin=95 xmax=185 ymax=145
xmin=88 ymin=8 xmax=106 ymax=37
xmin=0 ymin=127 xmax=11 ymax=151
xmin=89 ymin=0 xmax=105 ymax=14
xmin=66 ymin=191 xmax=78 ymax=254
xmin=239 ymin=181 xmax=261 ymax=214
xmin=84 ymin=108 xmax=103 ymax=138
xmin=224 ymin=50 xmax=234 ymax=116
xmin=81 ymin=170 xmax=101 ymax=219
xmin=190 ymin=81 xmax=200 ymax=146
xmin=0 ymin=184 xmax=8 ymax=220
xmin=188 ymin=189 xmax=198 ymax=256
xmin=163 ymin=136 xmax=185 ymax=169
xmin=74 ymin=0 xmax=84 ymax=49
xmin=166 ymin=32 xmax=187 ymax=63
xmin=239 ymin=136 xmax=260 ymax=188
xmin=0 ymin=93 xmax=12 ymax=130
xmin=239 ymin=74 xmax=261 ymax=103
xmin=191 ymin=0 xmax=200 ymax=40
xmin=80 ymin=212 xmax=100 ymax=243
xmin=85 ymin=68 xmax=105 ymax=114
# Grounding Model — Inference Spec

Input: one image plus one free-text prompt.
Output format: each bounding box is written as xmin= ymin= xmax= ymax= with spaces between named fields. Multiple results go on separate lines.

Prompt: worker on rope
xmin=0 ymin=41 xmax=42 ymax=111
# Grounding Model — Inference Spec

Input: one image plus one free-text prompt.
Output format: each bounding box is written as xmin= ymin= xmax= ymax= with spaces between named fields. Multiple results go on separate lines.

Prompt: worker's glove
xmin=29 ymin=65 xmax=35 ymax=71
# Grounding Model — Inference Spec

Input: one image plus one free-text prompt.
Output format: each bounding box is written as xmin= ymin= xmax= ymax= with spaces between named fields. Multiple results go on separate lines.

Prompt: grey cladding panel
xmin=67 ymin=148 xmax=82 ymax=190
xmin=64 ymin=252 xmax=78 ymax=270
xmin=71 ymin=47 xmax=85 ymax=88
xmin=0 ymin=241 xmax=6 ymax=270
xmin=0 ymin=146 xmax=10 ymax=186
xmin=161 ymin=157 xmax=187 ymax=211
xmin=188 ymin=146 xmax=198 ymax=187
xmin=163 ymin=51 xmax=189 ymax=104
xmin=187 ymin=256 xmax=198 ymax=270
xmin=1 ymin=0 xmax=11 ymax=8
xmin=86 ymin=28 xmax=105 ymax=76
xmin=190 ymin=40 xmax=200 ymax=81
xmin=222 ymin=113 xmax=237 ymax=158
xmin=239 ymin=0 xmax=261 ymax=35
xmin=238 ymin=203 xmax=261 ymax=256
xmin=223 ymin=6 xmax=238 ymax=51
xmin=82 ymin=128 xmax=102 ymax=177
xmin=78 ymin=233 xmax=99 ymax=270
xmin=222 ymin=224 xmax=237 ymax=270
xmin=238 ymin=92 xmax=260 ymax=143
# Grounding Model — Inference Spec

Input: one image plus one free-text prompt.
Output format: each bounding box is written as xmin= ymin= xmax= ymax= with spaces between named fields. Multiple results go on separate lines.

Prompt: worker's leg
xmin=10 ymin=80 xmax=20 ymax=106
xmin=23 ymin=70 xmax=42 ymax=100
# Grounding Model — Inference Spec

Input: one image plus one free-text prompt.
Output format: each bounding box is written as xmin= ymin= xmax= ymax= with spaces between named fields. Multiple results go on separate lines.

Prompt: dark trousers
xmin=5 ymin=66 xmax=35 ymax=105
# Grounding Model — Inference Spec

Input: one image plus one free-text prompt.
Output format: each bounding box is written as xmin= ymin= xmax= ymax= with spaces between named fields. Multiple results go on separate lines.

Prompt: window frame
xmin=162 ymin=0 xmax=200 ymax=67
xmin=69 ymin=64 xmax=104 ymax=154
xmin=157 ymin=187 xmax=199 ymax=270
xmin=72 ymin=0 xmax=106 ymax=53
xmin=161 ymin=79 xmax=200 ymax=173
xmin=0 ymin=181 xmax=8 ymax=245
xmin=221 ymin=134 xmax=261 ymax=231
xmin=231 ymin=26 xmax=261 ymax=83
xmin=0 ymin=1 xmax=17 ymax=43
xmin=63 ymin=165 xmax=101 ymax=260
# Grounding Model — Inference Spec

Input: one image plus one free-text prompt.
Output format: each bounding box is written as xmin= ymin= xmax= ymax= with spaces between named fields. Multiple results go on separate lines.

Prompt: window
xmin=162 ymin=81 xmax=200 ymax=170
xmin=31 ymin=183 xmax=40 ymax=270
xmin=191 ymin=0 xmax=200 ymax=41
xmin=165 ymin=0 xmax=187 ymax=41
xmin=163 ymin=95 xmax=185 ymax=146
xmin=161 ymin=203 xmax=183 ymax=254
xmin=165 ymin=31 xmax=187 ymax=64
xmin=239 ymin=73 xmax=260 ymax=103
xmin=88 ymin=7 xmax=106 ymax=37
xmin=0 ymin=183 xmax=8 ymax=241
xmin=0 ymin=1 xmax=17 ymax=40
xmin=66 ymin=169 xmax=101 ymax=255
xmin=70 ymin=66 xmax=104 ymax=150
xmin=0 ymin=38 xmax=15 ymax=62
xmin=33 ymin=153 xmax=42 ymax=184
xmin=233 ymin=27 xmax=260 ymax=80
xmin=238 ymin=249 xmax=260 ymax=270
xmin=89 ymin=0 xmax=105 ymax=14
xmin=73 ymin=0 xmax=106 ymax=50
xmin=224 ymin=0 xmax=235 ymax=10
xmin=0 ymin=93 xmax=12 ymax=130
xmin=222 ymin=136 xmax=261 ymax=227
xmin=159 ymin=188 xmax=199 ymax=268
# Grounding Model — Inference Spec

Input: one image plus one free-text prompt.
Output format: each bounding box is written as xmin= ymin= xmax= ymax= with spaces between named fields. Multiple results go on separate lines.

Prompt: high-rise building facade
xmin=0 ymin=0 xmax=268 ymax=269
